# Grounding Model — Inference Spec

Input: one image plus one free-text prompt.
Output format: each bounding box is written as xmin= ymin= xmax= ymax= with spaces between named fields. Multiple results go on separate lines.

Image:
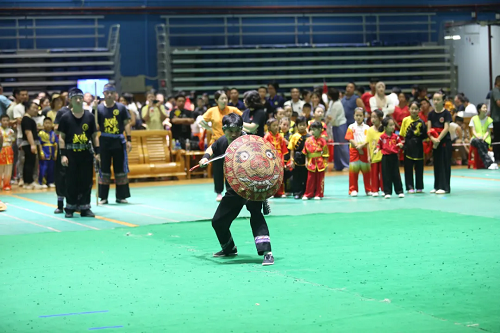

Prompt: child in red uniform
xmin=375 ymin=118 xmax=404 ymax=199
xmin=308 ymin=106 xmax=328 ymax=138
xmin=345 ymin=107 xmax=371 ymax=197
xmin=0 ymin=115 xmax=15 ymax=191
xmin=302 ymin=121 xmax=329 ymax=200
xmin=264 ymin=118 xmax=288 ymax=198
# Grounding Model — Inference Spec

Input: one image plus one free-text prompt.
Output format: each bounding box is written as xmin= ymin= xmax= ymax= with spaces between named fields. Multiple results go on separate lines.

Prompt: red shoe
xmin=3 ymin=186 xmax=11 ymax=191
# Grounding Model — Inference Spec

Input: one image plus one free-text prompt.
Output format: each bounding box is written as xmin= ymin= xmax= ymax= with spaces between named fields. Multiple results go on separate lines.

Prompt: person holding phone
xmin=141 ymin=91 xmax=168 ymax=130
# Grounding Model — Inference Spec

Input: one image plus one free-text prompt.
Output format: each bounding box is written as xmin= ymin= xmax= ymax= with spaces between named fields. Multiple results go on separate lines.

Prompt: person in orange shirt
xmin=264 ymin=118 xmax=288 ymax=198
xmin=345 ymin=108 xmax=371 ymax=197
xmin=302 ymin=121 xmax=329 ymax=200
xmin=200 ymin=90 xmax=243 ymax=201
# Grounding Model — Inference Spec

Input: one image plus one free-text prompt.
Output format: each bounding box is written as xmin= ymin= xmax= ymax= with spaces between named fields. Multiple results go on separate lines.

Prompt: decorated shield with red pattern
xmin=224 ymin=135 xmax=284 ymax=201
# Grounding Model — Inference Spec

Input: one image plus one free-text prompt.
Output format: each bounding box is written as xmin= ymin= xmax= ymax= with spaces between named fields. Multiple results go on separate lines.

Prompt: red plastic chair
xmin=468 ymin=146 xmax=485 ymax=169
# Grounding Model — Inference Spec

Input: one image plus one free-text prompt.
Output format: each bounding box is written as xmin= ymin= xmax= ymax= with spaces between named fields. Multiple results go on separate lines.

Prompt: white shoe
xmin=385 ymin=194 xmax=391 ymax=199
xmin=430 ymin=189 xmax=436 ymax=193
xmin=41 ymin=184 xmax=48 ymax=189
xmin=488 ymin=163 xmax=498 ymax=170
xmin=302 ymin=196 xmax=308 ymax=200
xmin=216 ymin=194 xmax=223 ymax=202
xmin=31 ymin=182 xmax=43 ymax=190
xmin=48 ymin=183 xmax=56 ymax=188
xmin=367 ymin=191 xmax=373 ymax=196
xmin=18 ymin=179 xmax=24 ymax=187
xmin=372 ymin=192 xmax=379 ymax=197
xmin=398 ymin=194 xmax=405 ymax=198
xmin=24 ymin=184 xmax=34 ymax=190
xmin=314 ymin=196 xmax=321 ymax=200
xmin=281 ymin=194 xmax=287 ymax=198
xmin=350 ymin=191 xmax=358 ymax=197
xmin=436 ymin=189 xmax=446 ymax=194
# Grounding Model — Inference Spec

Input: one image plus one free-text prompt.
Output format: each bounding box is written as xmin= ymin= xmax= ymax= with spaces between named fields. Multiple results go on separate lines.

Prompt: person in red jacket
xmin=375 ymin=117 xmax=404 ymax=199
xmin=302 ymin=121 xmax=329 ymax=200
xmin=263 ymin=118 xmax=288 ymax=198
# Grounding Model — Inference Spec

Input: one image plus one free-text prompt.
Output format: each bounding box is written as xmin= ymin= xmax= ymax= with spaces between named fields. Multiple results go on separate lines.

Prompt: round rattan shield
xmin=224 ymin=135 xmax=284 ymax=201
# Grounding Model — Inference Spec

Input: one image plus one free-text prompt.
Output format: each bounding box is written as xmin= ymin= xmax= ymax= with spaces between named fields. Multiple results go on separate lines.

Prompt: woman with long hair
xmin=369 ymin=82 xmax=395 ymax=118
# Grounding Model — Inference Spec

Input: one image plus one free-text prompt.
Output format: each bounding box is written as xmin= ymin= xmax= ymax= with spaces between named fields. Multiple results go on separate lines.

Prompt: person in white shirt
xmin=284 ymin=87 xmax=305 ymax=117
xmin=369 ymin=82 xmax=395 ymax=117
xmin=387 ymin=87 xmax=401 ymax=108
xmin=463 ymin=97 xmax=478 ymax=117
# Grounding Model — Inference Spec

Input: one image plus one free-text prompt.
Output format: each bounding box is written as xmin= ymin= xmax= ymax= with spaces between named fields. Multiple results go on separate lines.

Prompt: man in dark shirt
xmin=95 ymin=83 xmax=132 ymax=205
xmin=228 ymin=88 xmax=245 ymax=111
xmin=58 ymin=88 xmax=100 ymax=218
xmin=53 ymin=105 xmax=72 ymax=213
xmin=242 ymin=90 xmax=267 ymax=138
xmin=266 ymin=81 xmax=285 ymax=115
xmin=198 ymin=113 xmax=274 ymax=266
xmin=169 ymin=94 xmax=195 ymax=149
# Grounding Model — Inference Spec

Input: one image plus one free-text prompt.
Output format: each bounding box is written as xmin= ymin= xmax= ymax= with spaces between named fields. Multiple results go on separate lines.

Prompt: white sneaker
xmin=302 ymin=196 xmax=308 ymax=200
xmin=31 ymin=182 xmax=43 ymax=190
xmin=48 ymin=183 xmax=56 ymax=188
xmin=430 ymin=189 xmax=436 ymax=193
xmin=280 ymin=194 xmax=287 ymax=198
xmin=399 ymin=194 xmax=405 ymax=198
xmin=372 ymin=192 xmax=379 ymax=197
xmin=350 ymin=191 xmax=358 ymax=197
xmin=367 ymin=191 xmax=373 ymax=196
xmin=18 ymin=179 xmax=24 ymax=187
xmin=216 ymin=193 xmax=223 ymax=202
xmin=385 ymin=194 xmax=391 ymax=199
xmin=436 ymin=189 xmax=446 ymax=194
xmin=41 ymin=184 xmax=48 ymax=189
xmin=488 ymin=163 xmax=498 ymax=170
xmin=314 ymin=196 xmax=321 ymax=200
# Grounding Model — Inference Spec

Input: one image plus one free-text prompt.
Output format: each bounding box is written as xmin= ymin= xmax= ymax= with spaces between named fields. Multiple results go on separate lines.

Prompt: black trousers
xmin=292 ymin=165 xmax=308 ymax=196
xmin=22 ymin=145 xmax=36 ymax=185
xmin=403 ymin=156 xmax=424 ymax=191
xmin=432 ymin=139 xmax=452 ymax=192
xmin=382 ymin=154 xmax=403 ymax=195
xmin=493 ymin=122 xmax=500 ymax=163
xmin=471 ymin=138 xmax=493 ymax=168
xmin=212 ymin=158 xmax=225 ymax=194
xmin=54 ymin=152 xmax=66 ymax=199
xmin=65 ymin=151 xmax=93 ymax=212
xmin=283 ymin=168 xmax=293 ymax=193
xmin=212 ymin=189 xmax=271 ymax=255
xmin=99 ymin=147 xmax=130 ymax=200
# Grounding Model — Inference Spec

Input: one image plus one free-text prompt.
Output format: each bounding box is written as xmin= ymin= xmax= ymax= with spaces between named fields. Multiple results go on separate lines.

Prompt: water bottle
xmin=175 ymin=140 xmax=181 ymax=151
xmin=185 ymin=139 xmax=190 ymax=151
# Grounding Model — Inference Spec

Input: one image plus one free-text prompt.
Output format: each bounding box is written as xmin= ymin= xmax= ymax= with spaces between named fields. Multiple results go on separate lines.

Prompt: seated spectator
xmin=169 ymin=93 xmax=195 ymax=149
xmin=141 ymin=91 xmax=168 ymax=130
xmin=454 ymin=93 xmax=466 ymax=113
xmin=464 ymin=97 xmax=478 ymax=117
xmin=449 ymin=116 xmax=468 ymax=165
xmin=469 ymin=103 xmax=497 ymax=169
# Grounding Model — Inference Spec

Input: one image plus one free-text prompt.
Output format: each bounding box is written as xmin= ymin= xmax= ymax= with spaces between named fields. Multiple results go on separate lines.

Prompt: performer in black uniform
xmin=53 ymin=104 xmax=72 ymax=213
xmin=58 ymin=88 xmax=100 ymax=218
xmin=95 ymin=83 xmax=132 ymax=204
xmin=199 ymin=113 xmax=274 ymax=266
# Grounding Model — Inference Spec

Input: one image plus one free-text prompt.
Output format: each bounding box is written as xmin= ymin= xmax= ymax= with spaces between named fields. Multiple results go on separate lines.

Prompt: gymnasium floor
xmin=0 ymin=167 xmax=499 ymax=332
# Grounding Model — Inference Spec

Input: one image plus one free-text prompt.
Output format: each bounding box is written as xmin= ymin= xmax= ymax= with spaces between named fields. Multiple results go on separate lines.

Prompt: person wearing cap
xmin=57 ymin=88 xmax=100 ymax=218
xmin=46 ymin=94 xmax=65 ymax=122
xmin=94 ymin=83 xmax=132 ymax=205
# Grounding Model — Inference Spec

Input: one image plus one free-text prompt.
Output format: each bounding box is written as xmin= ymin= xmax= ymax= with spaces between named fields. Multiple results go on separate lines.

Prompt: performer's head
xmin=43 ymin=117 xmax=53 ymax=132
xmin=243 ymin=90 xmax=264 ymax=110
xmin=309 ymin=121 xmax=323 ymax=138
xmin=68 ymin=87 xmax=84 ymax=114
xmin=103 ymin=83 xmax=117 ymax=104
xmin=222 ymin=113 xmax=243 ymax=144
xmin=296 ymin=116 xmax=307 ymax=134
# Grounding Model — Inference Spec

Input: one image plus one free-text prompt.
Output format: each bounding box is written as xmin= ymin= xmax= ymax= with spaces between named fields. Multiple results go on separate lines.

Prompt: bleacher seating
xmin=169 ymin=44 xmax=451 ymax=94
xmin=0 ymin=17 xmax=120 ymax=95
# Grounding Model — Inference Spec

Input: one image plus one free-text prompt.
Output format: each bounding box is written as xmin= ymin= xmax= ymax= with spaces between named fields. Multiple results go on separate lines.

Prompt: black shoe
xmin=65 ymin=212 xmax=74 ymax=218
xmin=213 ymin=247 xmax=238 ymax=257
xmin=80 ymin=209 xmax=95 ymax=218
xmin=262 ymin=253 xmax=274 ymax=266
xmin=294 ymin=195 xmax=300 ymax=200
xmin=54 ymin=208 xmax=64 ymax=214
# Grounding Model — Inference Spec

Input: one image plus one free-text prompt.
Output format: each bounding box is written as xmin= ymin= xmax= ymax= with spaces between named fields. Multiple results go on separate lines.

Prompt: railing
xmin=0 ymin=15 xmax=105 ymax=50
xmin=161 ymin=13 xmax=437 ymax=47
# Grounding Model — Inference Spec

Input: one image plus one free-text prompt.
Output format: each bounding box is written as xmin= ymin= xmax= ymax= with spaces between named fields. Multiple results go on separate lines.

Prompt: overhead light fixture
xmin=444 ymin=35 xmax=461 ymax=40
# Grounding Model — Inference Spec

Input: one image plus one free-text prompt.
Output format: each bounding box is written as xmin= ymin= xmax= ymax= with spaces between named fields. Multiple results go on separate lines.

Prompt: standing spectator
xmin=393 ymin=92 xmax=410 ymax=130
xmin=341 ymin=82 xmax=365 ymax=127
xmin=170 ymin=94 xmax=195 ymax=149
xmin=142 ymin=91 xmax=168 ymax=130
xmin=267 ymin=81 xmax=285 ymax=115
xmin=20 ymin=101 xmax=42 ymax=190
xmin=419 ymin=98 xmax=432 ymax=123
xmin=284 ymin=88 xmax=305 ymax=116
xmin=119 ymin=93 xmax=140 ymax=130
xmin=242 ymin=90 xmax=267 ymax=138
xmin=325 ymin=88 xmax=349 ymax=171
xmin=302 ymin=90 xmax=312 ymax=106
xmin=40 ymin=97 xmax=51 ymax=117
xmin=200 ymin=90 xmax=242 ymax=201
xmin=490 ymin=75 xmax=500 ymax=162
xmin=83 ymin=93 xmax=94 ymax=111
xmin=228 ymin=88 xmax=245 ymax=111
xmin=46 ymin=94 xmax=65 ymax=122
xmin=11 ymin=89 xmax=29 ymax=186
xmin=0 ymin=84 xmax=12 ymax=117
xmin=388 ymin=87 xmax=401 ymax=108
xmin=194 ymin=96 xmax=207 ymax=118
xmin=361 ymin=78 xmax=378 ymax=113
xmin=309 ymin=92 xmax=324 ymax=119
xmin=463 ymin=97 xmax=478 ymax=117
xmin=369 ymin=82 xmax=395 ymax=117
